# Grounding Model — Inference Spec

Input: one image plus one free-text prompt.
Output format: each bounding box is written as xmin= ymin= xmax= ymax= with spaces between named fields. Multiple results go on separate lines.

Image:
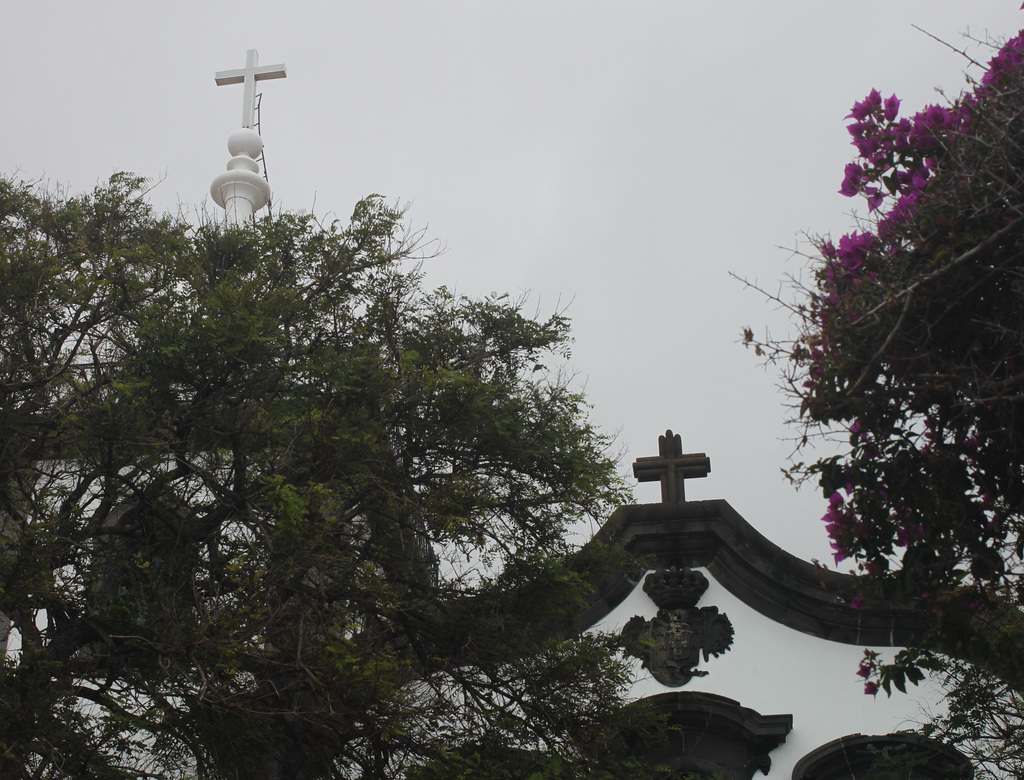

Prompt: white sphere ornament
xmin=227 ymin=127 xmax=264 ymax=159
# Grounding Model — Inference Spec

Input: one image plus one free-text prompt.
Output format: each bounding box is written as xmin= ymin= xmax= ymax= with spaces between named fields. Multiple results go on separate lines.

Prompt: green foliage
xmin=922 ymin=657 xmax=1024 ymax=779
xmin=0 ymin=176 xmax=641 ymax=778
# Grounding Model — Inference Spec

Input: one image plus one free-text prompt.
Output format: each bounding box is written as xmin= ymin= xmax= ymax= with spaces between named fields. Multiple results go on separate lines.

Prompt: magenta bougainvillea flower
xmin=883 ymin=93 xmax=901 ymax=121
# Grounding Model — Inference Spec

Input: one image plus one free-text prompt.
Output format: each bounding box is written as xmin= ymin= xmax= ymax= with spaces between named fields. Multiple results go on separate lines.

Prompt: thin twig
xmin=847 ymin=288 xmax=915 ymax=398
xmin=912 ymin=25 xmax=983 ymax=69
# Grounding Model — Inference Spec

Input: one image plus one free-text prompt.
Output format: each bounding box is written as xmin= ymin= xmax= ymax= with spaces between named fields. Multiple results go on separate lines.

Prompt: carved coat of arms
xmin=623 ymin=566 xmax=734 ymax=687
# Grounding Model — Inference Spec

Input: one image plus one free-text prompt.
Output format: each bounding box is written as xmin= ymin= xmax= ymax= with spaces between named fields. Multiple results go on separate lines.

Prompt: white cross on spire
xmin=215 ymin=49 xmax=287 ymax=129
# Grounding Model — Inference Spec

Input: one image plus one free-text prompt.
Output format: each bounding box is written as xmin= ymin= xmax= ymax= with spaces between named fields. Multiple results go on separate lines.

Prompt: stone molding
xmin=792 ymin=733 xmax=974 ymax=779
xmin=578 ymin=499 xmax=930 ymax=646
xmin=623 ymin=691 xmax=792 ymax=780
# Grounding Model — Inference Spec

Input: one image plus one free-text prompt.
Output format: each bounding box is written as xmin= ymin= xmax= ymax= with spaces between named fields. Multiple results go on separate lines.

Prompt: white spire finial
xmin=211 ymin=49 xmax=287 ymax=227
xmin=211 ymin=129 xmax=272 ymax=226
xmin=215 ymin=49 xmax=287 ymax=129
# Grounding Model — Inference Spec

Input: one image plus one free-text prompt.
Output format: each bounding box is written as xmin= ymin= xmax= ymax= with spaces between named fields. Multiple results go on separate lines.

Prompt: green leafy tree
xmin=0 ymin=174 xmax=653 ymax=779
xmin=922 ymin=658 xmax=1024 ymax=777
xmin=744 ymin=27 xmax=1024 ymax=779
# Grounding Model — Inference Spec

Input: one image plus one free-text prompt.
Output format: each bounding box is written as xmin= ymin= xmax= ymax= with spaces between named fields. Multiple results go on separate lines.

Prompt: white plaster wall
xmin=592 ymin=569 xmax=944 ymax=778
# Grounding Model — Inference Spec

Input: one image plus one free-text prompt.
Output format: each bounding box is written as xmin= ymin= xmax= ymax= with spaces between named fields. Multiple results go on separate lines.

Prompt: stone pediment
xmin=579 ymin=498 xmax=930 ymax=648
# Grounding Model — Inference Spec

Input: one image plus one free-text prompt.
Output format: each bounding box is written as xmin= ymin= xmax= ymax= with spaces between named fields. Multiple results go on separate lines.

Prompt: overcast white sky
xmin=3 ymin=1 xmax=1022 ymax=565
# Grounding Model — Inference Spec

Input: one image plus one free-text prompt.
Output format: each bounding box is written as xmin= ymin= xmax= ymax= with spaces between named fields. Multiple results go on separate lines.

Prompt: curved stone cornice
xmin=792 ymin=733 xmax=974 ymax=779
xmin=621 ymin=691 xmax=792 ymax=780
xmin=578 ymin=500 xmax=930 ymax=646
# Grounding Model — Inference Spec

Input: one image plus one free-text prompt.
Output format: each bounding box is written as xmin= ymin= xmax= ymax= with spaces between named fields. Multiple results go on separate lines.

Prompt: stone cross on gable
xmin=632 ymin=430 xmax=711 ymax=503
xmin=215 ymin=49 xmax=287 ymax=129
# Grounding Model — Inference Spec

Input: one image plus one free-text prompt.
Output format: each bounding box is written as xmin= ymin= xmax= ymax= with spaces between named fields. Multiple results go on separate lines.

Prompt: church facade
xmin=579 ymin=431 xmax=973 ymax=779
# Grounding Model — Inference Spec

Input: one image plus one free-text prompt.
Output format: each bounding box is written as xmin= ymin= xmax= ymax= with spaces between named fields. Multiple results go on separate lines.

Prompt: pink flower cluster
xmin=823 ymin=491 xmax=852 ymax=564
xmin=820 ymin=231 xmax=874 ymax=275
xmin=823 ymin=489 xmax=873 ymax=565
xmin=833 ymin=31 xmax=1024 ymax=255
xmin=857 ymin=649 xmax=880 ymax=696
xmin=839 ymin=89 xmax=962 ymax=229
xmin=801 ymin=31 xmax=1024 ymax=589
xmin=981 ymin=31 xmax=1024 ymax=87
xmin=804 ymin=93 xmax=967 ymax=404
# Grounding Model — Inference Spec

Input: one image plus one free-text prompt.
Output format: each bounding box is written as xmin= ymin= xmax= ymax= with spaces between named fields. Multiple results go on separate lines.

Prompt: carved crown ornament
xmin=623 ymin=566 xmax=734 ymax=687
